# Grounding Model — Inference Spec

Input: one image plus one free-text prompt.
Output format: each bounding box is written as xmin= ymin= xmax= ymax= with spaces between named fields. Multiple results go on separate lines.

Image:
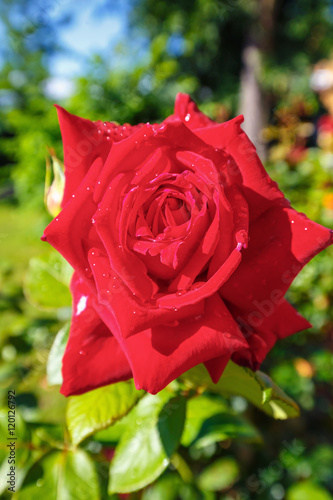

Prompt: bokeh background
xmin=1 ymin=0 xmax=333 ymax=499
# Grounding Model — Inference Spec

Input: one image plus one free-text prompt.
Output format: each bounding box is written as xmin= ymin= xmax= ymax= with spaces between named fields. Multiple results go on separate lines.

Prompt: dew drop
xmin=103 ymin=122 xmax=107 ymax=127
xmin=91 ymin=218 xmax=96 ymax=224
xmin=98 ymin=129 xmax=102 ymax=134
xmin=184 ymin=113 xmax=191 ymax=122
xmin=173 ymin=307 xmax=178 ymax=312
xmin=79 ymin=350 xmax=86 ymax=356
xmin=304 ymin=227 xmax=308 ymax=231
xmin=72 ymin=194 xmax=75 ymax=198
xmin=55 ymin=217 xmax=59 ymax=222
xmin=106 ymin=136 xmax=110 ymax=140
xmin=97 ymin=181 xmax=101 ymax=185
xmin=102 ymin=273 xmax=110 ymax=278
xmin=86 ymin=186 xmax=90 ymax=190
xmin=291 ymin=220 xmax=295 ymax=224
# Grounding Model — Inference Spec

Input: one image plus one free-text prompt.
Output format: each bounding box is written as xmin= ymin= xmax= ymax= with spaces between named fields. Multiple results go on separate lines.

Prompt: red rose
xmin=42 ymin=93 xmax=332 ymax=396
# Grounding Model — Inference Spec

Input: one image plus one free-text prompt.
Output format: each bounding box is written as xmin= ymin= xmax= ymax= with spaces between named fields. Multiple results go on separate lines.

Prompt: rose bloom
xmin=42 ymin=94 xmax=332 ymax=396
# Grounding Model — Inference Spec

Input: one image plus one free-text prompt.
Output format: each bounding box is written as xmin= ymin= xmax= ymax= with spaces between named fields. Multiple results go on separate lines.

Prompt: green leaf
xmin=193 ymin=412 xmax=261 ymax=449
xmin=16 ymin=449 xmax=99 ymax=500
xmin=182 ymin=361 xmax=299 ymax=419
xmin=142 ymin=473 xmax=182 ymax=500
xmin=197 ymin=457 xmax=239 ymax=492
xmin=287 ymin=480 xmax=333 ymax=500
xmin=109 ymin=391 xmax=186 ymax=494
xmin=47 ymin=323 xmax=70 ymax=386
xmin=181 ymin=394 xmax=228 ymax=446
xmin=24 ymin=252 xmax=72 ymax=310
xmin=67 ymin=380 xmax=143 ymax=445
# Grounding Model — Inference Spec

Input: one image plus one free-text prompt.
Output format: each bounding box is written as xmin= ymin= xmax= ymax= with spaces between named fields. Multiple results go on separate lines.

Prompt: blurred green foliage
xmin=1 ymin=0 xmax=333 ymax=498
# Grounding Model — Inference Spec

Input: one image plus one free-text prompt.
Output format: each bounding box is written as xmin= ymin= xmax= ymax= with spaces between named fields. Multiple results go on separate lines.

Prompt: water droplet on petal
xmin=72 ymin=194 xmax=75 ymax=198
xmin=79 ymin=350 xmax=86 ymax=356
xmin=304 ymin=227 xmax=308 ymax=231
xmin=291 ymin=220 xmax=295 ymax=224
xmin=102 ymin=273 xmax=110 ymax=278
xmin=184 ymin=113 xmax=191 ymax=122
xmin=85 ymin=267 xmax=92 ymax=277
xmin=98 ymin=129 xmax=102 ymax=134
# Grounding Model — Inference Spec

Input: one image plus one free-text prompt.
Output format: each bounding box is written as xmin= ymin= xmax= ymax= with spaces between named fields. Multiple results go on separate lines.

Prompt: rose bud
xmin=41 ymin=94 xmax=333 ymax=396
xmin=44 ymin=149 xmax=65 ymax=217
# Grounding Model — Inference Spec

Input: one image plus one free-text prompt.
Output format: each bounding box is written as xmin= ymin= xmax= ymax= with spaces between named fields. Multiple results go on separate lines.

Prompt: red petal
xmin=170 ymin=93 xmax=216 ymax=129
xmin=43 ymin=157 xmax=104 ymax=286
xmin=89 ymin=250 xmax=206 ymax=338
xmin=220 ymin=205 xmax=333 ymax=311
xmin=194 ymin=116 xmax=289 ymax=220
xmin=61 ymin=273 xmax=132 ymax=396
xmin=230 ymin=299 xmax=311 ymax=369
xmin=204 ymin=354 xmax=231 ymax=383
xmin=55 ymin=106 xmax=112 ymax=206
xmin=95 ymin=293 xmax=248 ymax=394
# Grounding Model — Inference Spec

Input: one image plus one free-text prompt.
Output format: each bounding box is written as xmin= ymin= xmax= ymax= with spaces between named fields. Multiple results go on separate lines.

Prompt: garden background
xmin=1 ymin=0 xmax=333 ymax=499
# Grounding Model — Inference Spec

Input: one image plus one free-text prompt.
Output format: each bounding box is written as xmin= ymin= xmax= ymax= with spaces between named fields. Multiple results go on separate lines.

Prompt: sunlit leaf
xmin=109 ymin=392 xmax=186 ymax=494
xmin=287 ymin=480 xmax=333 ymax=500
xmin=182 ymin=361 xmax=299 ymax=419
xmin=16 ymin=449 xmax=99 ymax=500
xmin=67 ymin=380 xmax=143 ymax=445
xmin=181 ymin=394 xmax=228 ymax=446
xmin=198 ymin=457 xmax=239 ymax=492
xmin=193 ymin=412 xmax=261 ymax=448
xmin=47 ymin=323 xmax=70 ymax=386
xmin=24 ymin=253 xmax=72 ymax=310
